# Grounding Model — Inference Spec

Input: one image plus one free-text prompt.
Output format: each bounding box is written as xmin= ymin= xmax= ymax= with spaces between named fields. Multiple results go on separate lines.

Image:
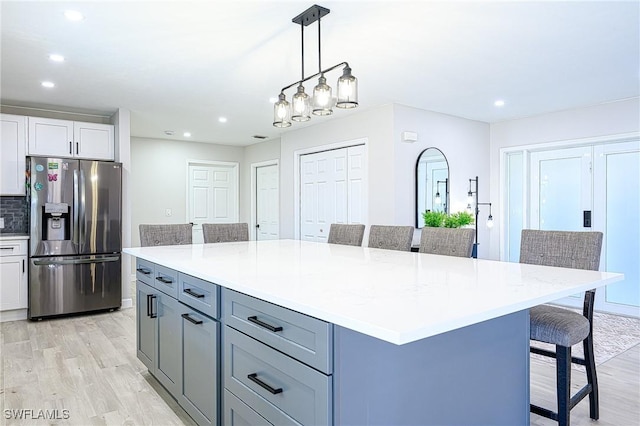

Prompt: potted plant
xmin=422 ymin=210 xmax=447 ymax=227
xmin=422 ymin=210 xmax=474 ymax=228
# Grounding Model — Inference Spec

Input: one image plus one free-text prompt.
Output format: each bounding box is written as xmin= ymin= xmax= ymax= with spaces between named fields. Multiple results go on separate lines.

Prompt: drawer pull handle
xmin=137 ymin=267 xmax=152 ymax=275
xmin=181 ymin=313 xmax=203 ymax=325
xmin=183 ymin=288 xmax=205 ymax=298
xmin=247 ymin=373 xmax=283 ymax=395
xmin=247 ymin=316 xmax=283 ymax=332
xmin=147 ymin=294 xmax=157 ymax=318
xmin=156 ymin=276 xmax=173 ymax=284
xmin=0 ymin=247 xmax=15 ymax=250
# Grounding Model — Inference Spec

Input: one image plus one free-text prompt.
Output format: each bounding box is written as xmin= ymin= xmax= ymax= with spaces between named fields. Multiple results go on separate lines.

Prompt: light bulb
xmin=467 ymin=191 xmax=474 ymax=205
xmin=312 ymin=75 xmax=333 ymax=116
xmin=466 ymin=204 xmax=473 ymax=214
xmin=486 ymin=215 xmax=494 ymax=228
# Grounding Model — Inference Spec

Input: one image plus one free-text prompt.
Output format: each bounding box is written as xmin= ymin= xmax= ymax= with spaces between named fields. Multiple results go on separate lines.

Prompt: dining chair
xmin=327 ymin=224 xmax=365 ymax=246
xmin=139 ymin=223 xmax=193 ymax=247
xmin=367 ymin=225 xmax=414 ymax=251
xmin=418 ymin=227 xmax=475 ymax=257
xmin=520 ymin=229 xmax=603 ymax=426
xmin=202 ymin=223 xmax=249 ymax=243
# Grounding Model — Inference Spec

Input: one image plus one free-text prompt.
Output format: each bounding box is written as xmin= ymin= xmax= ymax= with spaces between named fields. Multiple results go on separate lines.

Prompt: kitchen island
xmin=124 ymin=240 xmax=623 ymax=425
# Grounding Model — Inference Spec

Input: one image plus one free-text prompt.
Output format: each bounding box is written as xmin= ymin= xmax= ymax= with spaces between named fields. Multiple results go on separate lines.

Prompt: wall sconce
xmin=273 ymin=5 xmax=358 ymax=128
xmin=434 ymin=179 xmax=448 ymax=212
xmin=467 ymin=176 xmax=493 ymax=258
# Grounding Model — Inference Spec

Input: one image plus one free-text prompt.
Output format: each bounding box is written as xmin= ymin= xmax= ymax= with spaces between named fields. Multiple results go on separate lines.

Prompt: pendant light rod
xmin=300 ymin=22 xmax=305 ymax=81
xmin=279 ymin=61 xmax=350 ymax=94
xmin=318 ymin=13 xmax=322 ymax=73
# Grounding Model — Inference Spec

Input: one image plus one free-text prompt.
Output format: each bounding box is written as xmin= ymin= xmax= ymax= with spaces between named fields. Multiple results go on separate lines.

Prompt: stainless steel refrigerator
xmin=28 ymin=157 xmax=122 ymax=319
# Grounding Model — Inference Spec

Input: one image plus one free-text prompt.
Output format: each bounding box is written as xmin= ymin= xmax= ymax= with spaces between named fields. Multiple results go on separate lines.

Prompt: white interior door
xmin=256 ymin=164 xmax=279 ymax=241
xmin=188 ymin=162 xmax=239 ymax=244
xmin=300 ymin=145 xmax=366 ymax=242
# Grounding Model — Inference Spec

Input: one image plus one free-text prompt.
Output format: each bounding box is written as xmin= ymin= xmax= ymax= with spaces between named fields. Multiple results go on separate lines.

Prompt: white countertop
xmin=124 ymin=240 xmax=623 ymax=345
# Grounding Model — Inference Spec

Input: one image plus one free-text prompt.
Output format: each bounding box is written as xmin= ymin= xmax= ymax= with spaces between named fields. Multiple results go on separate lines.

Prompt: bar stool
xmin=139 ymin=223 xmax=193 ymax=247
xmin=418 ymin=227 xmax=475 ymax=257
xmin=367 ymin=225 xmax=414 ymax=251
xmin=327 ymin=224 xmax=365 ymax=246
xmin=520 ymin=229 xmax=603 ymax=426
xmin=202 ymin=223 xmax=249 ymax=243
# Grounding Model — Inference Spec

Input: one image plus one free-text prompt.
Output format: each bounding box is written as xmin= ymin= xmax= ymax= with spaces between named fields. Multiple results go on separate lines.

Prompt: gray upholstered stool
xmin=418 ymin=227 xmax=475 ymax=257
xmin=202 ymin=223 xmax=249 ymax=243
xmin=367 ymin=225 xmax=414 ymax=252
xmin=327 ymin=224 xmax=365 ymax=246
xmin=520 ymin=229 xmax=603 ymax=426
xmin=139 ymin=223 xmax=193 ymax=247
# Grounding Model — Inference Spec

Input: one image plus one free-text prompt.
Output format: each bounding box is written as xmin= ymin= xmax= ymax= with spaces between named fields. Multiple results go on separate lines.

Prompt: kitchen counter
xmin=124 ymin=239 xmax=622 ymax=345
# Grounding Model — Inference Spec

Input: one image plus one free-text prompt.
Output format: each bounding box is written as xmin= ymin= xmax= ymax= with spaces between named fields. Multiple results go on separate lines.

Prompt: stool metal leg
xmin=556 ymin=345 xmax=571 ymax=426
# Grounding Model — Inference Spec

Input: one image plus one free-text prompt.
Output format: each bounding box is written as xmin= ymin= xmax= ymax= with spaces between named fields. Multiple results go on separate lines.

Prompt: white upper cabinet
xmin=0 ymin=114 xmax=27 ymax=195
xmin=28 ymin=117 xmax=114 ymax=160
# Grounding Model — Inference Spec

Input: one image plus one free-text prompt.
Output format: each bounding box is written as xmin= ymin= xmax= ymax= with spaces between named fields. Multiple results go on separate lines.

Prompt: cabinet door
xmin=156 ymin=292 xmax=183 ymax=396
xmin=180 ymin=305 xmax=219 ymax=426
xmin=0 ymin=114 xmax=26 ymax=195
xmin=74 ymin=122 xmax=114 ymax=160
xmin=28 ymin=117 xmax=74 ymax=157
xmin=0 ymin=256 xmax=27 ymax=310
xmin=136 ymin=280 xmax=156 ymax=371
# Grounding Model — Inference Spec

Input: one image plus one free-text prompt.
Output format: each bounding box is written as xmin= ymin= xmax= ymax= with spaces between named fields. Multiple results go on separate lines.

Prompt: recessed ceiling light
xmin=183 ymin=132 xmax=191 ymax=137
xmin=49 ymin=54 xmax=65 ymax=62
xmin=64 ymin=10 xmax=84 ymax=21
xmin=41 ymin=81 xmax=55 ymax=88
xmin=494 ymin=100 xmax=505 ymax=107
xmin=218 ymin=117 xmax=227 ymax=123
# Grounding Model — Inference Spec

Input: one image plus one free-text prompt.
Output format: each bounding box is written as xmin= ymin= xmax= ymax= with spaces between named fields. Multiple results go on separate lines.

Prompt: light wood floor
xmin=1 ymin=305 xmax=638 ymax=425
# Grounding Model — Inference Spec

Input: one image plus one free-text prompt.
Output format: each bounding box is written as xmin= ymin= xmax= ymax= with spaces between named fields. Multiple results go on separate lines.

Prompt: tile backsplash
xmin=0 ymin=196 xmax=29 ymax=234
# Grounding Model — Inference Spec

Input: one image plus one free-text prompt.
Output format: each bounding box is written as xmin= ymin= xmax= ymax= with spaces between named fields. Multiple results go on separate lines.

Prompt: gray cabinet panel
xmin=180 ymin=305 xmax=219 ymax=426
xmin=136 ymin=258 xmax=154 ymax=285
xmin=178 ymin=272 xmax=219 ymax=319
xmin=136 ymin=280 xmax=156 ymax=372
xmin=224 ymin=390 xmax=272 ymax=426
xmin=154 ymin=264 xmax=179 ymax=298
xmin=224 ymin=326 xmax=330 ymax=426
xmin=155 ymin=292 xmax=182 ymax=396
xmin=223 ymin=289 xmax=332 ymax=374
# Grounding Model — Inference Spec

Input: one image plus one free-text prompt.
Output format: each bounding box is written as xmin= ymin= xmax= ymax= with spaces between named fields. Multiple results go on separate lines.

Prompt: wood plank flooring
xmin=1 ymin=304 xmax=638 ymax=425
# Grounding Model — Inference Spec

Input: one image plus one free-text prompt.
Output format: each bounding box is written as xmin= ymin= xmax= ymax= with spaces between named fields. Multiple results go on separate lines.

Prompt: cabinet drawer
xmin=223 ymin=289 xmax=332 ymax=374
xmin=136 ymin=258 xmax=155 ymax=285
xmin=154 ymin=264 xmax=178 ymax=298
xmin=224 ymin=326 xmax=330 ymax=426
xmin=0 ymin=240 xmax=28 ymax=257
xmin=224 ymin=389 xmax=273 ymax=426
xmin=178 ymin=273 xmax=219 ymax=319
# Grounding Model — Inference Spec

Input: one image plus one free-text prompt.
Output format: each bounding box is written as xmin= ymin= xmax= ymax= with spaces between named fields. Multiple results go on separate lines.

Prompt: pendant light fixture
xmin=273 ymin=5 xmax=358 ymax=127
xmin=467 ymin=176 xmax=493 ymax=258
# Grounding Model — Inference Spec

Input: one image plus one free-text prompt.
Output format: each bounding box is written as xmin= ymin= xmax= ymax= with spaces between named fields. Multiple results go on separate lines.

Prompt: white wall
xmin=392 ymin=105 xmax=491 ymax=254
xmin=279 ymin=105 xmax=395 ymax=238
xmin=130 ymin=137 xmax=244 ymax=247
xmin=489 ymin=97 xmax=640 ymax=260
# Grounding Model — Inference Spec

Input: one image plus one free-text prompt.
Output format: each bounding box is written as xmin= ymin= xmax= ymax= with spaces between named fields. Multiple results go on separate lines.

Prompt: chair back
xmin=327 ymin=224 xmax=365 ymax=246
xmin=139 ymin=224 xmax=193 ymax=247
xmin=367 ymin=225 xmax=414 ymax=251
xmin=519 ymin=229 xmax=603 ymax=271
xmin=419 ymin=227 xmax=475 ymax=257
xmin=203 ymin=223 xmax=249 ymax=243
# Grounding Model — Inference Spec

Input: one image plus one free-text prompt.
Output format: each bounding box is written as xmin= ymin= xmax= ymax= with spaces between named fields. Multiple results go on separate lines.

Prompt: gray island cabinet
xmin=126 ymin=240 xmax=622 ymax=426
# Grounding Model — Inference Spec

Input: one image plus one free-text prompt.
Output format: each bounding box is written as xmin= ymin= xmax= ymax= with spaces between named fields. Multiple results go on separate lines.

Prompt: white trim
xmin=184 ymin=159 xmax=240 ymax=223
xmin=293 ymin=138 xmax=368 ymax=240
xmin=121 ymin=298 xmax=133 ymax=309
xmin=499 ymin=131 xmax=639 ymax=155
xmin=250 ymin=159 xmax=280 ymax=241
xmin=0 ymin=308 xmax=27 ymax=322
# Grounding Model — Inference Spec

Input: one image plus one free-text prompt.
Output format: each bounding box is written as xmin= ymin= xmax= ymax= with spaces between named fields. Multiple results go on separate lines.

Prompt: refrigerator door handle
xmin=33 ymin=256 xmax=120 ymax=266
xmin=79 ymin=168 xmax=86 ymax=251
xmin=73 ymin=169 xmax=80 ymax=246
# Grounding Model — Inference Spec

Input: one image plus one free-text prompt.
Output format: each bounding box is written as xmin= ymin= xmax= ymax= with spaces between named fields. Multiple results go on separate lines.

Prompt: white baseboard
xmin=0 ymin=308 xmax=27 ymax=323
xmin=121 ymin=298 xmax=133 ymax=309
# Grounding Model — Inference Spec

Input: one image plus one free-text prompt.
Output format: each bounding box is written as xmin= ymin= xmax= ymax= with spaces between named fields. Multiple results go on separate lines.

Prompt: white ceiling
xmin=1 ymin=1 xmax=638 ymax=147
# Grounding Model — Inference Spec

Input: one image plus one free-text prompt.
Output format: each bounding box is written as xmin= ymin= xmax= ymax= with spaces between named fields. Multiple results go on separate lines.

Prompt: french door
xmin=527 ymin=141 xmax=639 ymax=315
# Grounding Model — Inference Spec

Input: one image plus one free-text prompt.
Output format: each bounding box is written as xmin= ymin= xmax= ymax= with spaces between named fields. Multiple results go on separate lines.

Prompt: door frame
xmin=250 ymin=159 xmax=279 ymax=241
xmin=293 ymin=138 xmax=368 ymax=240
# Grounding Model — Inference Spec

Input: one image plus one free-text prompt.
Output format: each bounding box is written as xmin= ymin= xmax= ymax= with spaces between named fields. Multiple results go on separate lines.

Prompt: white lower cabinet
xmin=135 ymin=260 xmax=219 ymax=426
xmin=0 ymin=239 xmax=28 ymax=317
